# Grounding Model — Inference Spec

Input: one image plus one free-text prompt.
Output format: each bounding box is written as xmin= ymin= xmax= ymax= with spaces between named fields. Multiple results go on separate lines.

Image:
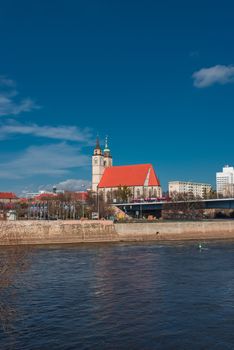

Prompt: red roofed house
xmin=34 ymin=193 xmax=58 ymax=201
xmin=0 ymin=192 xmax=18 ymax=203
xmin=92 ymin=138 xmax=162 ymax=201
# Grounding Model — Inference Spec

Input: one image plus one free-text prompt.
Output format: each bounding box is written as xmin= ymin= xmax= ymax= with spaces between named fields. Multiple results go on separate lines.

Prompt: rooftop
xmin=98 ymin=164 xmax=160 ymax=188
xmin=0 ymin=192 xmax=18 ymax=200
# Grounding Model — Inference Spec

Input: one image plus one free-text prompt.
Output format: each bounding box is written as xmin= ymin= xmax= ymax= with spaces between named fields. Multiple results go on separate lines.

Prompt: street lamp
xmin=81 ymin=184 xmax=85 ymax=218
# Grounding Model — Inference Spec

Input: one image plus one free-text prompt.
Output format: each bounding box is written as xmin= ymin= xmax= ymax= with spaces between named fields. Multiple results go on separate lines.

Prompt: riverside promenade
xmin=1 ymin=220 xmax=234 ymax=245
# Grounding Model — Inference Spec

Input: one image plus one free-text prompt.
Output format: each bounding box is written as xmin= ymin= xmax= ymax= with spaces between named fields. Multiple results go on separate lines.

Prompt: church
xmin=92 ymin=138 xmax=162 ymax=201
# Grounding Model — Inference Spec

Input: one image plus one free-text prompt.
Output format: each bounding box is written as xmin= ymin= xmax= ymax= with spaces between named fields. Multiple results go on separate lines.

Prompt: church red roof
xmin=98 ymin=164 xmax=160 ymax=188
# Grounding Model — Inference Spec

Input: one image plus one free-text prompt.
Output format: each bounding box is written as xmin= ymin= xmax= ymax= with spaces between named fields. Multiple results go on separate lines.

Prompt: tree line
xmin=0 ymin=192 xmax=114 ymax=220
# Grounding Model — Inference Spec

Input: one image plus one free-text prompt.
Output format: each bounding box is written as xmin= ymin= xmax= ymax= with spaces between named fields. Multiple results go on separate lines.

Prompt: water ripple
xmin=1 ymin=241 xmax=234 ymax=349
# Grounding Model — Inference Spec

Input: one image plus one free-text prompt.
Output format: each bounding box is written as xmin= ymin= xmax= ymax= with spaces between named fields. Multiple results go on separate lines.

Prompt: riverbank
xmin=1 ymin=220 xmax=234 ymax=245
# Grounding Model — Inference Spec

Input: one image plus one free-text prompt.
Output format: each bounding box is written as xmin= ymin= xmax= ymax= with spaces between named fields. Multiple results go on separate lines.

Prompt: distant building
xmin=92 ymin=137 xmax=162 ymax=200
xmin=216 ymin=165 xmax=234 ymax=197
xmin=63 ymin=191 xmax=88 ymax=201
xmin=27 ymin=190 xmax=87 ymax=202
xmin=34 ymin=193 xmax=58 ymax=201
xmin=168 ymin=181 xmax=211 ymax=198
xmin=25 ymin=191 xmax=44 ymax=199
xmin=0 ymin=192 xmax=18 ymax=203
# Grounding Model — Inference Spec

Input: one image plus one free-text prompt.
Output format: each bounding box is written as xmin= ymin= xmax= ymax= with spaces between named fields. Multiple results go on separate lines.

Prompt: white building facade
xmin=169 ymin=181 xmax=211 ymax=198
xmin=216 ymin=165 xmax=234 ymax=197
xmin=92 ymin=137 xmax=113 ymax=192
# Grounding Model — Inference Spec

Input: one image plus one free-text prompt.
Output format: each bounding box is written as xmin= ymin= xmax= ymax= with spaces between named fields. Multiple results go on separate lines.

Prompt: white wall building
xmin=92 ymin=137 xmax=113 ymax=192
xmin=169 ymin=181 xmax=211 ymax=198
xmin=216 ymin=165 xmax=234 ymax=197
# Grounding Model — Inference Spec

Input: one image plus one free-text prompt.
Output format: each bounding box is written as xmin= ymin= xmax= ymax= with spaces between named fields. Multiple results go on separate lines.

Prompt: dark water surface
xmin=1 ymin=240 xmax=234 ymax=349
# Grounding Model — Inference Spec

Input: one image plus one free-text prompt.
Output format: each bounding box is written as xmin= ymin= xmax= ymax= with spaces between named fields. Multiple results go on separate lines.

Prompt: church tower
xmin=103 ymin=136 xmax=113 ymax=168
xmin=92 ymin=137 xmax=104 ymax=192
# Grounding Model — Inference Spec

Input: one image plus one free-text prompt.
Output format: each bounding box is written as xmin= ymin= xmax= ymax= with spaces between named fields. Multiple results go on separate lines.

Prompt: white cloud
xmin=0 ymin=121 xmax=92 ymax=144
xmin=0 ymin=96 xmax=37 ymax=116
xmin=0 ymin=76 xmax=16 ymax=88
xmin=0 ymin=76 xmax=38 ymax=116
xmin=192 ymin=65 xmax=234 ymax=88
xmin=0 ymin=143 xmax=89 ymax=179
xmin=39 ymin=179 xmax=91 ymax=192
xmin=56 ymin=179 xmax=91 ymax=191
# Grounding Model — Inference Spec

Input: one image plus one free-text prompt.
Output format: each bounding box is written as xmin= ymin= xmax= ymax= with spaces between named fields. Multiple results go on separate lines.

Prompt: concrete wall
xmin=115 ymin=221 xmax=234 ymax=241
xmin=1 ymin=220 xmax=234 ymax=245
xmin=0 ymin=220 xmax=118 ymax=245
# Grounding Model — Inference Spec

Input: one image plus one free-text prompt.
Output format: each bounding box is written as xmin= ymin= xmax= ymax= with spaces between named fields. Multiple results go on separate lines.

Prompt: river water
xmin=1 ymin=241 xmax=234 ymax=349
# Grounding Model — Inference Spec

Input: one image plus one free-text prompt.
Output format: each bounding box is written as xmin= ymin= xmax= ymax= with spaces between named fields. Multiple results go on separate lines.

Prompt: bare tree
xmin=114 ymin=186 xmax=132 ymax=203
xmin=204 ymin=187 xmax=218 ymax=199
xmin=162 ymin=191 xmax=205 ymax=220
xmin=85 ymin=191 xmax=114 ymax=219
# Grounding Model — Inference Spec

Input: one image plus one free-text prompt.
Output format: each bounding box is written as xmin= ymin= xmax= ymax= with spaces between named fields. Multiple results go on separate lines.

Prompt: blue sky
xmin=0 ymin=0 xmax=234 ymax=194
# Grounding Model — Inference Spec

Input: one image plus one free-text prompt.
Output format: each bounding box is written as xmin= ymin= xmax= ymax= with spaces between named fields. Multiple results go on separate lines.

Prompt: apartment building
xmin=169 ymin=181 xmax=211 ymax=198
xmin=216 ymin=165 xmax=234 ymax=197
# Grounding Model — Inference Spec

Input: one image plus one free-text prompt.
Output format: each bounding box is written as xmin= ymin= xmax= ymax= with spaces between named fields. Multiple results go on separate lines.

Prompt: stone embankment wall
xmin=115 ymin=221 xmax=234 ymax=241
xmin=0 ymin=220 xmax=118 ymax=245
xmin=1 ymin=220 xmax=234 ymax=245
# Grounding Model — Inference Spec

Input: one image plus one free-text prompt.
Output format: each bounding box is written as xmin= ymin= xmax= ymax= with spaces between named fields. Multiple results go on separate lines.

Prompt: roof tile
xmin=98 ymin=164 xmax=160 ymax=188
xmin=0 ymin=192 xmax=18 ymax=199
